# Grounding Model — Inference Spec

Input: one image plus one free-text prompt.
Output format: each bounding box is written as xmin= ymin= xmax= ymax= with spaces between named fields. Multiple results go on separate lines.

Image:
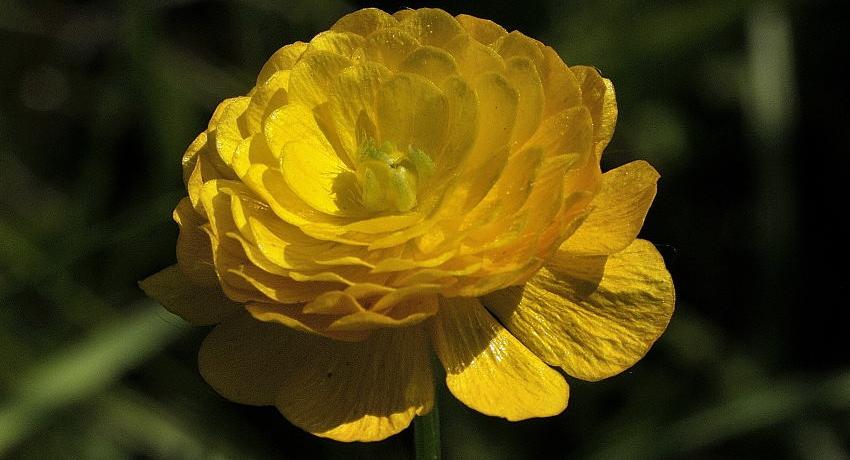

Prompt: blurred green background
xmin=1 ymin=0 xmax=848 ymax=458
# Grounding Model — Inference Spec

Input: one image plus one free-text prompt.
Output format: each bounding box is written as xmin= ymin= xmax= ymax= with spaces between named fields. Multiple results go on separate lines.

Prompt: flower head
xmin=141 ymin=7 xmax=674 ymax=442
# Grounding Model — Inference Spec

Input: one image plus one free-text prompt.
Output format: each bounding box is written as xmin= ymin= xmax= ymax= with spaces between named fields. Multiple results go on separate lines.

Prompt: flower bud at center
xmin=356 ymin=139 xmax=435 ymax=213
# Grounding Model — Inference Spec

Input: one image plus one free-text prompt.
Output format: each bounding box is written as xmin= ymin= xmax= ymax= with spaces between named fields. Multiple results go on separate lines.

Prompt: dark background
xmin=1 ymin=0 xmax=848 ymax=458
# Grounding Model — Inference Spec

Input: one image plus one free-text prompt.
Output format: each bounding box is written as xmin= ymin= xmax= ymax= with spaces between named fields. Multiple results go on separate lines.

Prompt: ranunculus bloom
xmin=142 ymin=7 xmax=674 ymax=442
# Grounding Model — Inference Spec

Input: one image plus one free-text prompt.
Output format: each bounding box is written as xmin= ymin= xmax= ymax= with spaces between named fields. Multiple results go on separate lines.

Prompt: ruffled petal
xmin=430 ymin=297 xmax=568 ymax=421
xmin=481 ymin=239 xmax=674 ymax=381
xmin=559 ymin=160 xmax=659 ymax=256
xmin=140 ymin=265 xmax=240 ymax=326
xmin=246 ymin=302 xmax=369 ymax=342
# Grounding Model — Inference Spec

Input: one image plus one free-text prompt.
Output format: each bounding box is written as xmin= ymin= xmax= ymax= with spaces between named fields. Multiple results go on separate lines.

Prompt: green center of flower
xmin=355 ymin=139 xmax=435 ymax=213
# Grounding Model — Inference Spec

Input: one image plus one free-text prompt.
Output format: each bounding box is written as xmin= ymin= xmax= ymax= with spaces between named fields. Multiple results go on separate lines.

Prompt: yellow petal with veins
xmin=559 ymin=160 xmax=658 ymax=255
xmin=430 ymin=297 xmax=568 ymax=420
xmin=482 ymin=239 xmax=674 ymax=381
xmin=275 ymin=324 xmax=433 ymax=441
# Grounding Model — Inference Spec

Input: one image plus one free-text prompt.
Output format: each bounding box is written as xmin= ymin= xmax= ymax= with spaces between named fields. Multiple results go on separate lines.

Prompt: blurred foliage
xmin=1 ymin=0 xmax=848 ymax=458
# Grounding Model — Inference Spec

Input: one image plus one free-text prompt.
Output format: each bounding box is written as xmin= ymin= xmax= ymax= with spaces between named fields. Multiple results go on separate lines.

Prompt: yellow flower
xmin=141 ymin=8 xmax=674 ymax=442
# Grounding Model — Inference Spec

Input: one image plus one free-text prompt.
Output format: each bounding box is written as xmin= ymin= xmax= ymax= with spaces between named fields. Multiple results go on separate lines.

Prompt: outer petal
xmin=481 ymin=239 xmax=674 ymax=382
xmin=200 ymin=312 xmax=434 ymax=441
xmin=559 ymin=160 xmax=659 ymax=256
xmin=173 ymin=197 xmax=217 ymax=287
xmin=139 ymin=265 xmax=241 ymax=326
xmin=429 ymin=297 xmax=568 ymax=421
xmin=198 ymin=312 xmax=298 ymax=406
xmin=278 ymin=325 xmax=433 ymax=442
xmin=571 ymin=65 xmax=617 ymax=157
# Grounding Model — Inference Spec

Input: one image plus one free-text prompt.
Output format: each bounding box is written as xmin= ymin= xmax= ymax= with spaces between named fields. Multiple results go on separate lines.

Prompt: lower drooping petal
xmin=198 ymin=312 xmax=433 ymax=442
xmin=139 ymin=265 xmax=240 ymax=326
xmin=429 ymin=297 xmax=568 ymax=420
xmin=481 ymin=239 xmax=674 ymax=382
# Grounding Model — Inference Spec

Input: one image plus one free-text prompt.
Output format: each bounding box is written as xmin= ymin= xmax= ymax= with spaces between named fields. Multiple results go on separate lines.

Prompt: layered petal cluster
xmin=142 ymin=8 xmax=674 ymax=442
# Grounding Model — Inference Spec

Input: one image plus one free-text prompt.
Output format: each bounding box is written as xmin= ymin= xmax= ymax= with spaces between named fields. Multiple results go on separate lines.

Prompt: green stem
xmin=414 ymin=399 xmax=441 ymax=460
